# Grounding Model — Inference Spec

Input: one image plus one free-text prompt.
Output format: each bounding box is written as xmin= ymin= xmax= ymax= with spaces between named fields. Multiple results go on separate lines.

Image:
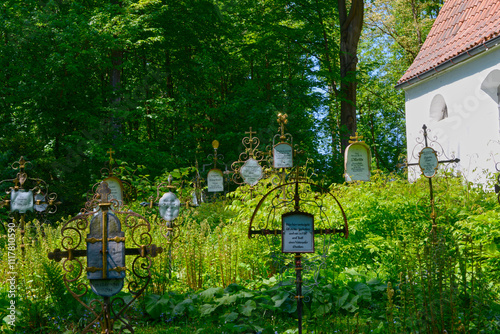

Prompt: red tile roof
xmin=397 ymin=0 xmax=500 ymax=86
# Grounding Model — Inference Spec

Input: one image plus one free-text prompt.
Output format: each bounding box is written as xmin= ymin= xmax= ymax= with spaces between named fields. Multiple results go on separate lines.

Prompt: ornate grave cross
xmin=107 ymin=148 xmax=116 ymax=167
xmin=344 ymin=132 xmax=372 ymax=182
xmin=0 ymin=156 xmax=60 ymax=250
xmin=271 ymin=113 xmax=294 ymax=173
xmin=48 ymin=181 xmax=163 ymax=333
xmin=140 ymin=174 xmax=182 ymax=279
xmin=201 ymin=140 xmax=229 ymax=202
xmin=265 ymin=113 xmax=308 ymax=189
xmin=406 ymin=125 xmax=460 ymax=232
xmin=230 ymin=127 xmax=267 ymax=189
xmin=248 ymin=165 xmax=348 ymax=334
xmin=95 ymin=149 xmax=129 ymax=210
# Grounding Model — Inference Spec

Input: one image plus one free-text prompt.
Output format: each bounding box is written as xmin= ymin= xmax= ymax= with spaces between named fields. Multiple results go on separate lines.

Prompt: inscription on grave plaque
xmin=207 ymin=169 xmax=224 ymax=192
xmin=273 ymin=143 xmax=293 ymax=169
xmin=282 ymin=212 xmax=314 ymax=253
xmin=87 ymin=211 xmax=125 ymax=297
xmin=240 ymin=158 xmax=263 ymax=186
xmin=103 ymin=176 xmax=124 ymax=205
xmin=419 ymin=147 xmax=438 ymax=178
xmin=10 ymin=190 xmax=34 ymax=213
xmin=345 ymin=143 xmax=371 ymax=182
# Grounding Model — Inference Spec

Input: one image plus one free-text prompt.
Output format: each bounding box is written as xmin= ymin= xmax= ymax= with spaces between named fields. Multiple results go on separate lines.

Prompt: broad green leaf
xmin=337 ymin=289 xmax=350 ymax=308
xmin=199 ymin=287 xmax=224 ymax=301
xmin=272 ymin=291 xmax=290 ymax=308
xmin=200 ymin=304 xmax=217 ymax=316
xmin=223 ymin=312 xmax=238 ymax=323
xmin=238 ymin=299 xmax=257 ymax=317
xmin=354 ymin=282 xmax=372 ymax=301
xmin=216 ymin=294 xmax=237 ymax=305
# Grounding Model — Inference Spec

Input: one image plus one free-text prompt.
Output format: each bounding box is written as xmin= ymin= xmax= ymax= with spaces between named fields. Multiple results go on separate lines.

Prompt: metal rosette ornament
xmin=0 ymin=156 xmax=61 ymax=248
xmin=230 ymin=127 xmax=269 ymax=193
xmin=248 ymin=167 xmax=348 ymax=333
xmin=47 ymin=181 xmax=162 ymax=334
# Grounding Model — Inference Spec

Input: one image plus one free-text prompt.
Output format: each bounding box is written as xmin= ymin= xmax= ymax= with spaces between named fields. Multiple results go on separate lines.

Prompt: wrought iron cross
xmin=407 ymin=125 xmax=460 ymax=232
xmin=47 ymin=181 xmax=162 ymax=334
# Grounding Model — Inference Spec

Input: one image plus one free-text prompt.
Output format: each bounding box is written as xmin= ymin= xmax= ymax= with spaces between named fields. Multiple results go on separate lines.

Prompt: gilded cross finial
xmin=18 ymin=156 xmax=26 ymax=170
xmin=212 ymin=140 xmax=220 ymax=166
xmin=277 ymin=113 xmax=288 ymax=141
xmin=245 ymin=127 xmax=256 ymax=157
xmin=245 ymin=127 xmax=256 ymax=138
xmin=348 ymin=132 xmax=364 ymax=144
xmin=107 ymin=148 xmax=115 ymax=165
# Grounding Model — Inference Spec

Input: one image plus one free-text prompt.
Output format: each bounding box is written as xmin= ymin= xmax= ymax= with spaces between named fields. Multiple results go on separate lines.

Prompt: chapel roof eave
xmin=395 ymin=34 xmax=500 ymax=90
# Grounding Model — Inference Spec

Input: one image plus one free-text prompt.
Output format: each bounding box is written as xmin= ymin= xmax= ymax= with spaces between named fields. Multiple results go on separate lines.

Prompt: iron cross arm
xmin=249 ymin=228 xmax=346 ymax=236
xmin=48 ymin=244 xmax=163 ymax=263
xmin=48 ymin=248 xmax=87 ymax=262
xmin=405 ymin=157 xmax=460 ymax=167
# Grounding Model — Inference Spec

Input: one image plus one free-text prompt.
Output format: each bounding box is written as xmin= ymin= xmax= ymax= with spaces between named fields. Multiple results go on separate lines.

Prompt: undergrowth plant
xmin=1 ymin=170 xmax=500 ymax=333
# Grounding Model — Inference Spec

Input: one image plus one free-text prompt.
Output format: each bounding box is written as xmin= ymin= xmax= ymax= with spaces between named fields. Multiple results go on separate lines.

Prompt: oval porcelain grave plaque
xmin=273 ymin=143 xmax=293 ymax=169
xmin=207 ymin=169 xmax=224 ymax=192
xmin=282 ymin=212 xmax=314 ymax=253
xmin=419 ymin=147 xmax=438 ymax=178
xmin=159 ymin=192 xmax=180 ymax=222
xmin=240 ymin=158 xmax=263 ymax=186
xmin=344 ymin=142 xmax=371 ymax=182
xmin=10 ymin=190 xmax=34 ymax=213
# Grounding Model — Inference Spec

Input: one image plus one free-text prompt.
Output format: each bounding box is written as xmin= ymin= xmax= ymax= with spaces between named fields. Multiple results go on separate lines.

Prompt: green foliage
xmin=1 ymin=169 xmax=500 ymax=333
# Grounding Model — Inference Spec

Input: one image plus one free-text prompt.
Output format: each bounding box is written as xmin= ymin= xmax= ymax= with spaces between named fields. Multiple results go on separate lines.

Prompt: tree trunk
xmin=338 ymin=0 xmax=364 ymax=153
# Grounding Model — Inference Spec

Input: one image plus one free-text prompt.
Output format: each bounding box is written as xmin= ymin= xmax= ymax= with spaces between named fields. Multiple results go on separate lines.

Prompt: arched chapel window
xmin=480 ymin=70 xmax=500 ymax=132
xmin=429 ymin=94 xmax=448 ymax=122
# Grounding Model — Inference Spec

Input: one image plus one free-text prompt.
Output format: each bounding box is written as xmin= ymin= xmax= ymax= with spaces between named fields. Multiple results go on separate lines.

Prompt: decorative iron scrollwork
xmin=48 ymin=181 xmax=163 ymax=333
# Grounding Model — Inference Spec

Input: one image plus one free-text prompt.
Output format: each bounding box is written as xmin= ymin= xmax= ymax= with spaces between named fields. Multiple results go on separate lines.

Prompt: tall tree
xmin=338 ymin=0 xmax=364 ymax=152
xmin=354 ymin=0 xmax=443 ymax=172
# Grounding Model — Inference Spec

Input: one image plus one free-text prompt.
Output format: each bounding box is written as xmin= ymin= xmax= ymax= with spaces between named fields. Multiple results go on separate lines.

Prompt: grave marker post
xmin=140 ymin=174 xmax=182 ymax=279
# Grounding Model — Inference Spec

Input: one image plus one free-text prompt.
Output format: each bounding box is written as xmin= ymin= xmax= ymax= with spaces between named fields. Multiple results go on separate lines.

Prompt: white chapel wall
xmin=403 ymin=44 xmax=500 ymax=184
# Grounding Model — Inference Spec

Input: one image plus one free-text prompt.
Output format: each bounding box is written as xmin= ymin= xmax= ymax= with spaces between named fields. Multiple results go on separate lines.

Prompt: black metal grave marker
xmin=248 ymin=167 xmax=348 ymax=334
